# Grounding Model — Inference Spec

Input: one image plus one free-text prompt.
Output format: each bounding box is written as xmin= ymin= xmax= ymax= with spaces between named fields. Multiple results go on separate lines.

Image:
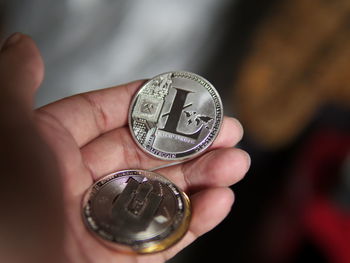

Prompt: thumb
xmin=0 ymin=33 xmax=44 ymax=107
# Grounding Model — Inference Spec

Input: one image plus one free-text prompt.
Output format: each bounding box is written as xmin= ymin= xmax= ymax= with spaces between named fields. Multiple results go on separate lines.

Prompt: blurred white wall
xmin=4 ymin=0 xmax=232 ymax=106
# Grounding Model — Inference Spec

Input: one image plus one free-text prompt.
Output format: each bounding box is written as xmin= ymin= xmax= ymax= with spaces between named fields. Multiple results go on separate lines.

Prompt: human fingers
xmin=210 ymin=116 xmax=243 ymax=149
xmin=0 ymin=33 xmax=44 ymax=109
xmin=161 ymin=187 xmax=234 ymax=261
xmin=36 ymin=76 xmax=244 ymax=149
xmin=37 ymin=80 xmax=145 ymax=147
xmin=81 ymin=116 xmax=244 ymax=179
xmin=159 ymin=147 xmax=250 ymax=193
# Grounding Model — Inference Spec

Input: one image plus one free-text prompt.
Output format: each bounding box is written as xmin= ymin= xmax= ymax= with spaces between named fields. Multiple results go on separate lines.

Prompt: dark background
xmin=171 ymin=0 xmax=350 ymax=262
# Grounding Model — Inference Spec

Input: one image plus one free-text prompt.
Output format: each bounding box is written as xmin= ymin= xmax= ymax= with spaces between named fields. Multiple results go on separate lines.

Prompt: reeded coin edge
xmin=82 ymin=169 xmax=191 ymax=254
xmin=128 ymin=71 xmax=224 ymax=161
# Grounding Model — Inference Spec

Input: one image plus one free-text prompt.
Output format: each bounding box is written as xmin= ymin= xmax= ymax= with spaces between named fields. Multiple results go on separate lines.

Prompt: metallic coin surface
xmin=129 ymin=71 xmax=223 ymax=160
xmin=82 ymin=170 xmax=191 ymax=254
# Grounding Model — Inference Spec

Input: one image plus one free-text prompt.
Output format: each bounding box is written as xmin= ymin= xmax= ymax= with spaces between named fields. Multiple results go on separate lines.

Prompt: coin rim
xmin=81 ymin=169 xmax=191 ymax=254
xmin=128 ymin=71 xmax=224 ymax=161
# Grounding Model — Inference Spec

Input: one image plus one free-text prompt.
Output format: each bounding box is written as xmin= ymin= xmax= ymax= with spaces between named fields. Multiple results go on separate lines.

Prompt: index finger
xmin=37 ymin=80 xmax=145 ymax=147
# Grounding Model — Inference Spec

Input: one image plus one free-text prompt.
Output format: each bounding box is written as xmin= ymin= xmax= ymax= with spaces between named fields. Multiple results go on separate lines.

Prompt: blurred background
xmin=1 ymin=0 xmax=349 ymax=262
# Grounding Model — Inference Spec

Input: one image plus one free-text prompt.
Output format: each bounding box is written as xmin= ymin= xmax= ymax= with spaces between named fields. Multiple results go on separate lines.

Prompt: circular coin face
xmin=129 ymin=71 xmax=223 ymax=161
xmin=82 ymin=170 xmax=191 ymax=254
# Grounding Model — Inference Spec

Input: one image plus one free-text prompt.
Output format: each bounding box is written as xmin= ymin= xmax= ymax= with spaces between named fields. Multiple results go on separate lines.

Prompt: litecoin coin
xmin=129 ymin=71 xmax=223 ymax=161
xmin=82 ymin=170 xmax=191 ymax=254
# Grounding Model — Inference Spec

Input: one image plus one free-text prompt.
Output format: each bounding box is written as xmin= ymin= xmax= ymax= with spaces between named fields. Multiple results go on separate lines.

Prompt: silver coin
xmin=129 ymin=71 xmax=223 ymax=161
xmin=82 ymin=170 xmax=191 ymax=254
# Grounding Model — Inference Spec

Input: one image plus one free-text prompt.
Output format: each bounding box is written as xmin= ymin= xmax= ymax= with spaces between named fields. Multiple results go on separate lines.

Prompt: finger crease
xmin=36 ymin=108 xmax=76 ymax=143
xmin=181 ymin=162 xmax=193 ymax=190
xmin=121 ymin=133 xmax=143 ymax=169
xmin=82 ymin=157 xmax=96 ymax=181
xmin=134 ymin=148 xmax=144 ymax=169
xmin=80 ymin=93 xmax=108 ymax=134
xmin=35 ymin=109 xmax=95 ymax=182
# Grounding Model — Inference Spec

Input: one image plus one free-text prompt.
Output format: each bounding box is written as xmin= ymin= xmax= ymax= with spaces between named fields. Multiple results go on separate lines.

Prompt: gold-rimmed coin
xmin=82 ymin=169 xmax=191 ymax=254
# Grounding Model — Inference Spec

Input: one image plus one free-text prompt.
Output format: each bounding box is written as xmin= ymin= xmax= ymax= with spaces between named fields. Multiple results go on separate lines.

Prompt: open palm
xmin=1 ymin=34 xmax=250 ymax=263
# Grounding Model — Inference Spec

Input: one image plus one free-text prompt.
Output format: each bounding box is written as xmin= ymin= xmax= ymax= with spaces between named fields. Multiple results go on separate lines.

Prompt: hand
xmin=0 ymin=33 xmax=250 ymax=263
